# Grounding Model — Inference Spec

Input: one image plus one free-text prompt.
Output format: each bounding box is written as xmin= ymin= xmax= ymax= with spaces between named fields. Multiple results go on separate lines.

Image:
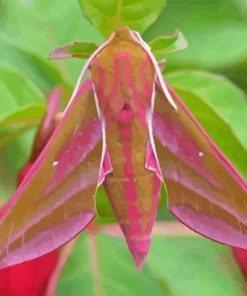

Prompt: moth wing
xmin=0 ymin=79 xmax=103 ymax=268
xmin=152 ymin=82 xmax=247 ymax=247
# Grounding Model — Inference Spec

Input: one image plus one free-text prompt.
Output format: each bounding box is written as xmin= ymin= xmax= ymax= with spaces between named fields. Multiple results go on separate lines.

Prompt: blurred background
xmin=0 ymin=0 xmax=247 ymax=295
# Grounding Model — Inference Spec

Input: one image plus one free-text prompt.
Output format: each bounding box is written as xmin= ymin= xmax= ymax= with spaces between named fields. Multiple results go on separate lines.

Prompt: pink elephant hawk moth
xmin=0 ymin=27 xmax=247 ymax=270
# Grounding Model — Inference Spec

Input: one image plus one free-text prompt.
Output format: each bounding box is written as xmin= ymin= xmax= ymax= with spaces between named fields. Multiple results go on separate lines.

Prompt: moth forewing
xmin=0 ymin=80 xmax=104 ymax=268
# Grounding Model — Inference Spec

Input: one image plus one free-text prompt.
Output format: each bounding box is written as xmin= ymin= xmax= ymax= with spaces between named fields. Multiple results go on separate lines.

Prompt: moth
xmin=0 ymin=27 xmax=247 ymax=270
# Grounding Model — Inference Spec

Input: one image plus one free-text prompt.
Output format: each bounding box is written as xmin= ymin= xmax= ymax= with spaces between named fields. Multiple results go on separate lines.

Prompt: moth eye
xmin=123 ymin=102 xmax=131 ymax=110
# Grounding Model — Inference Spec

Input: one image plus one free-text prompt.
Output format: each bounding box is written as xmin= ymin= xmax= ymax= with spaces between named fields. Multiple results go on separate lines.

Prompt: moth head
xmin=90 ymin=26 xmax=155 ymax=115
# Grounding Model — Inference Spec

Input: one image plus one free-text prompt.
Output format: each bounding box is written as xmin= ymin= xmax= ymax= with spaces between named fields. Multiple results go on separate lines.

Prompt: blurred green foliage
xmin=57 ymin=233 xmax=243 ymax=296
xmin=144 ymin=0 xmax=247 ymax=91
xmin=0 ymin=0 xmax=246 ymax=295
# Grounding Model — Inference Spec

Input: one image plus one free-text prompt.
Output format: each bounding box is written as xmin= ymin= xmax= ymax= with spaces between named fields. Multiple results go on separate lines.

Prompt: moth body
xmin=91 ymin=28 xmax=161 ymax=268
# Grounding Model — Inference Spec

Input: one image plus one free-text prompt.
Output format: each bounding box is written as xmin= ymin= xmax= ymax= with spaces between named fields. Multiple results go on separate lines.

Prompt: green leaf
xmin=166 ymin=70 xmax=247 ymax=180
xmin=0 ymin=129 xmax=36 ymax=204
xmin=0 ymin=63 xmax=45 ymax=203
xmin=0 ymin=63 xmax=45 ymax=121
xmin=144 ymin=0 xmax=247 ymax=70
xmin=78 ymin=0 xmax=166 ymax=38
xmin=0 ymin=0 xmax=103 ymax=87
xmin=0 ymin=105 xmax=45 ymax=126
xmin=0 ymin=124 xmax=37 ymax=150
xmin=0 ymin=39 xmax=68 ymax=93
xmin=49 ymin=41 xmax=98 ymax=59
xmin=0 ymin=63 xmax=46 ymax=148
xmin=149 ymin=29 xmax=188 ymax=59
xmin=95 ymin=184 xmax=167 ymax=224
xmin=95 ymin=186 xmax=116 ymax=224
xmin=56 ymin=233 xmax=243 ymax=296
